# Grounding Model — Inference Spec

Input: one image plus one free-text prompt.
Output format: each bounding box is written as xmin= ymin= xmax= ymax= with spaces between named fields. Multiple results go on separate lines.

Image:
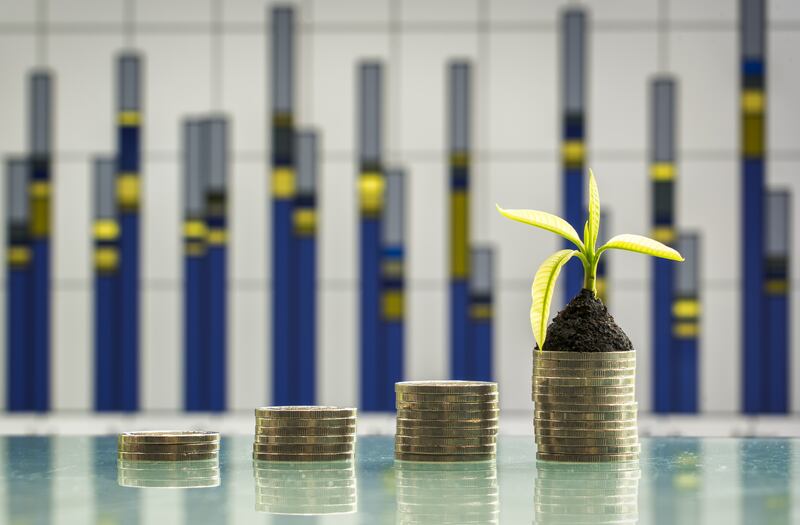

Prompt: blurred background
xmin=0 ymin=0 xmax=798 ymax=428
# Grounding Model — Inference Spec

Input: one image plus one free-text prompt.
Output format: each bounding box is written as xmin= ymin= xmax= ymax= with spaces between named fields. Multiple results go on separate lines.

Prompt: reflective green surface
xmin=1 ymin=436 xmax=798 ymax=523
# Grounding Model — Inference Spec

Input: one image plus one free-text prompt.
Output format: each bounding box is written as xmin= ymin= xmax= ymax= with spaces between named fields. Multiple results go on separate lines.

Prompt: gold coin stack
xmin=118 ymin=458 xmax=221 ymax=488
xmin=533 ymin=351 xmax=639 ymax=462
xmin=395 ymin=381 xmax=499 ymax=462
xmin=396 ymin=460 xmax=499 ymax=524
xmin=534 ymin=460 xmax=641 ymax=524
xmin=117 ymin=431 xmax=220 ymax=462
xmin=253 ymin=460 xmax=357 ymax=515
xmin=253 ymin=406 xmax=357 ymax=462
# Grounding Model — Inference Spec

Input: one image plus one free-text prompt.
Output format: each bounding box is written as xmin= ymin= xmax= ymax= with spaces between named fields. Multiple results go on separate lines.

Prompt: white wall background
xmin=0 ymin=0 xmax=799 ymax=414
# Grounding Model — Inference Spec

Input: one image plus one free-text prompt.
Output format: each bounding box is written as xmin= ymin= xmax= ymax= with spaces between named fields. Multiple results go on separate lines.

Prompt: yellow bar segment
xmin=206 ymin=228 xmax=227 ymax=246
xmin=673 ymin=322 xmax=699 ymax=339
xmin=673 ymin=299 xmax=700 ymax=319
xmin=117 ymin=173 xmax=140 ymax=210
xmin=7 ymin=246 xmax=31 ymax=267
xmin=93 ymin=219 xmax=120 ymax=241
xmin=359 ymin=171 xmax=385 ymax=215
xmin=272 ymin=167 xmax=296 ymax=199
xmin=450 ymin=190 xmax=469 ymax=278
xmin=651 ymin=226 xmax=676 ymax=245
xmin=470 ymin=303 xmax=492 ymax=320
xmin=562 ymin=140 xmax=584 ymax=167
xmin=293 ymin=208 xmax=316 ymax=234
xmin=95 ymin=247 xmax=119 ymax=271
xmin=765 ymin=279 xmax=788 ymax=295
xmin=184 ymin=220 xmax=207 ymax=240
xmin=742 ymin=90 xmax=764 ymax=115
xmin=382 ymin=290 xmax=404 ymax=320
xmin=650 ymin=163 xmax=675 ymax=181
xmin=118 ymin=111 xmax=141 ymax=126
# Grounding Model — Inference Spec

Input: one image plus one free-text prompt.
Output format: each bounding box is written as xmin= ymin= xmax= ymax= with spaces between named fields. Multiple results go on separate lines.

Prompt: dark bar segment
xmin=28 ymin=71 xmax=52 ymax=411
xmin=650 ymin=76 xmax=677 ymax=413
xmin=270 ymin=6 xmax=296 ymax=405
xmin=359 ymin=61 xmax=384 ymax=410
xmin=93 ymin=157 xmax=120 ymax=411
xmin=6 ymin=158 xmax=31 ymax=410
xmin=764 ymin=190 xmax=790 ymax=413
xmin=672 ymin=233 xmax=700 ymax=413
xmin=596 ymin=211 xmax=609 ymax=305
xmin=561 ymin=9 xmax=587 ymax=301
xmin=469 ymin=246 xmax=494 ymax=381
xmin=381 ymin=167 xmax=405 ymax=410
xmin=449 ymin=60 xmax=471 ymax=380
xmin=116 ymin=53 xmax=142 ymax=411
xmin=740 ymin=0 xmax=766 ymax=414
xmin=293 ymin=130 xmax=318 ymax=404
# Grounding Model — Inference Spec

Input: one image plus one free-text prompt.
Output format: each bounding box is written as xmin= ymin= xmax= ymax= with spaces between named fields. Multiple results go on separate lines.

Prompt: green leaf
xmin=496 ymin=205 xmax=584 ymax=250
xmin=587 ymin=169 xmax=600 ymax=251
xmin=599 ymin=234 xmax=685 ymax=261
xmin=530 ymin=249 xmax=578 ymax=351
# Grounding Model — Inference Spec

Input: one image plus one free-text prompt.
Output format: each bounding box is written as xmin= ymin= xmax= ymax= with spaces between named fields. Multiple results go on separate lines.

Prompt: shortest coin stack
xmin=253 ymin=406 xmax=357 ymax=462
xmin=117 ymin=431 xmax=221 ymax=462
xmin=395 ymin=381 xmax=499 ymax=462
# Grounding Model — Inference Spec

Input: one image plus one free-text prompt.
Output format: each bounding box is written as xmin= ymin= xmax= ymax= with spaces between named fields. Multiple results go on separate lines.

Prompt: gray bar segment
xmin=118 ymin=53 xmax=141 ymax=112
xmin=652 ymin=77 xmax=676 ymax=163
xmin=766 ymin=191 xmax=790 ymax=258
xmin=94 ymin=157 xmax=117 ymax=220
xmin=598 ymin=210 xmax=609 ymax=246
xmin=470 ymin=246 xmax=494 ymax=296
xmin=271 ymin=6 xmax=294 ymax=114
xmin=741 ymin=0 xmax=765 ymax=60
xmin=562 ymin=9 xmax=586 ymax=114
xmin=359 ymin=62 xmax=382 ymax=165
xmin=382 ymin=168 xmax=404 ymax=246
xmin=183 ymin=120 xmax=205 ymax=218
xmin=296 ymin=131 xmax=318 ymax=196
xmin=449 ymin=61 xmax=471 ymax=153
xmin=30 ymin=71 xmax=52 ymax=155
xmin=206 ymin=117 xmax=228 ymax=192
xmin=675 ymin=233 xmax=700 ymax=296
xmin=6 ymin=158 xmax=29 ymax=225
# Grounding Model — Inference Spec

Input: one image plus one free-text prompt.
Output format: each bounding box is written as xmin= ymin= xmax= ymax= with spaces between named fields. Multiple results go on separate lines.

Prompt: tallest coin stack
xmin=533 ymin=351 xmax=640 ymax=462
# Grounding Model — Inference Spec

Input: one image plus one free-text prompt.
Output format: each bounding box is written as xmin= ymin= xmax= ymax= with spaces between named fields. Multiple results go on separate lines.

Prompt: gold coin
xmin=397 ymin=392 xmax=498 ymax=403
xmin=117 ymin=451 xmax=219 ymax=461
xmin=396 ymin=426 xmax=498 ymax=438
xmin=533 ymin=384 xmax=635 ymax=395
xmin=117 ymin=431 xmax=220 ymax=445
xmin=533 ymin=393 xmax=636 ymax=405
xmin=252 ymin=452 xmax=353 ymax=462
xmin=395 ymin=436 xmax=496 ymax=446
xmin=254 ymin=425 xmax=355 ymax=436
xmin=536 ymin=452 xmax=640 ymax=462
xmin=396 ymin=381 xmax=497 ymax=395
xmin=534 ymin=358 xmax=636 ymax=369
xmin=535 ymin=435 xmax=639 ymax=447
xmin=253 ymin=434 xmax=355 ymax=445
xmin=396 ymin=400 xmax=499 ymax=411
xmin=395 ymin=444 xmax=496 ymax=454
xmin=535 ymin=427 xmax=638 ymax=439
xmin=255 ymin=406 xmax=356 ymax=419
xmin=534 ymin=377 xmax=636 ymax=387
xmin=118 ymin=442 xmax=220 ymax=454
xmin=252 ymin=443 xmax=353 ymax=454
xmin=255 ymin=417 xmax=356 ymax=427
xmin=535 ymin=419 xmax=637 ymax=430
xmin=533 ymin=402 xmax=637 ymax=413
xmin=395 ymin=452 xmax=495 ymax=462
xmin=534 ymin=367 xmax=635 ymax=378
xmin=534 ymin=351 xmax=635 ymax=361
xmin=537 ymin=443 xmax=641 ymax=455
xmin=535 ymin=410 xmax=637 ymax=422
xmin=397 ymin=409 xmax=499 ymax=420
xmin=396 ymin=418 xmax=498 ymax=428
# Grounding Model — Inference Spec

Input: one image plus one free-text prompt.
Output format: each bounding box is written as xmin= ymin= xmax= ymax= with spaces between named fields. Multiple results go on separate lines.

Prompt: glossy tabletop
xmin=1 ymin=436 xmax=798 ymax=523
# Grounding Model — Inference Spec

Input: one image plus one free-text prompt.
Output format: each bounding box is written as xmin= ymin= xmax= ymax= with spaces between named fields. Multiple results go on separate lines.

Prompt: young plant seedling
xmin=497 ymin=170 xmax=684 ymax=352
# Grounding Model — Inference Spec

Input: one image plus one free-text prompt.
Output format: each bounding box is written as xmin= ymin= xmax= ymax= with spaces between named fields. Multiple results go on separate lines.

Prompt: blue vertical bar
xmin=271 ymin=7 xmax=296 ymax=406
xmin=562 ymin=10 xmax=587 ymax=301
xmin=6 ymin=158 xmax=31 ymax=411
xmin=183 ymin=119 xmax=206 ymax=411
xmin=651 ymin=78 xmax=677 ymax=413
xmin=449 ymin=62 xmax=470 ymax=380
xmin=116 ymin=54 xmax=141 ymax=411
xmin=672 ymin=233 xmax=700 ymax=413
xmin=28 ymin=72 xmax=52 ymax=411
xmin=359 ymin=62 xmax=384 ymax=410
xmin=294 ymin=132 xmax=318 ymax=405
xmin=764 ymin=190 xmax=790 ymax=413
xmin=741 ymin=0 xmax=766 ymax=414
xmin=205 ymin=118 xmax=228 ymax=412
xmin=469 ymin=247 xmax=494 ymax=381
xmin=93 ymin=157 xmax=119 ymax=411
xmin=382 ymin=168 xmax=405 ymax=410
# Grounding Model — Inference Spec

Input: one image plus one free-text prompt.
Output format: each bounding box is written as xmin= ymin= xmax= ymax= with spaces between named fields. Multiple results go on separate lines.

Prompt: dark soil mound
xmin=540 ymin=289 xmax=633 ymax=352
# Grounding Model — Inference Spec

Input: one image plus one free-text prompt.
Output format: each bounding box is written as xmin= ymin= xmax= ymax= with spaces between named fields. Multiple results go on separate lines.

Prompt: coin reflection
xmin=252 ymin=459 xmax=357 ymax=515
xmin=117 ymin=458 xmax=221 ymax=488
xmin=535 ymin=459 xmax=640 ymax=524
xmin=395 ymin=459 xmax=499 ymax=524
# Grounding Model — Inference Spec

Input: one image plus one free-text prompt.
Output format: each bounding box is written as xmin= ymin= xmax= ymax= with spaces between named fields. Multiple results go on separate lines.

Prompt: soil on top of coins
xmin=539 ymin=289 xmax=633 ymax=353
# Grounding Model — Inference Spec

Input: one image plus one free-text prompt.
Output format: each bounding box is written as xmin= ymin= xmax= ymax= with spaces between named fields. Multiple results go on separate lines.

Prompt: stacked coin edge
xmin=117 ymin=431 xmax=221 ymax=463
xmin=533 ymin=351 xmax=639 ymax=462
xmin=253 ymin=406 xmax=357 ymax=462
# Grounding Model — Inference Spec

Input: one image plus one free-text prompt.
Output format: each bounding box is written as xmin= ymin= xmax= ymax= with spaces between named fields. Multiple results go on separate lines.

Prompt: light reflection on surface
xmin=252 ymin=459 xmax=357 ymax=515
xmin=117 ymin=458 xmax=221 ymax=489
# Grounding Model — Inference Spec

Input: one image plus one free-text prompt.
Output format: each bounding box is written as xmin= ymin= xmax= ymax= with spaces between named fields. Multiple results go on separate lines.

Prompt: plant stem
xmin=583 ymin=255 xmax=597 ymax=294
